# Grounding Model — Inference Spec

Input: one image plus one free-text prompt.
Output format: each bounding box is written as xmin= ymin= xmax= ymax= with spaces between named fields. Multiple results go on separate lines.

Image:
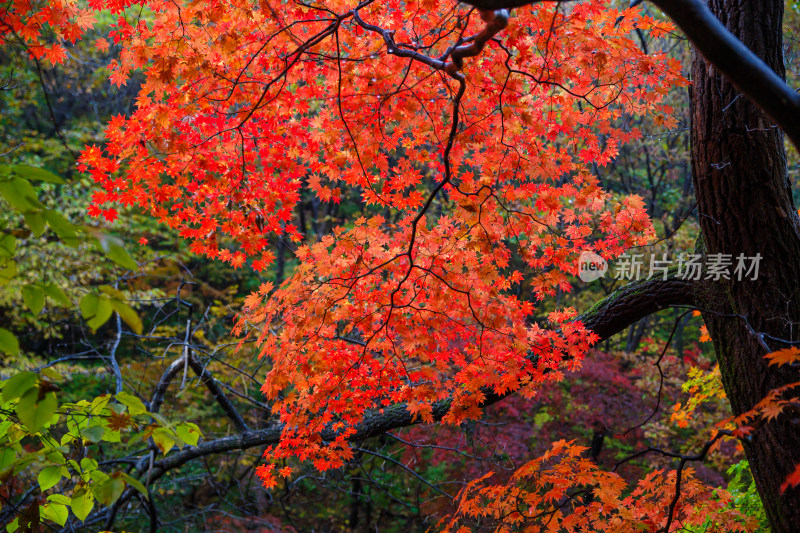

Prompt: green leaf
xmin=11 ymin=165 xmax=64 ymax=184
xmin=79 ymin=293 xmax=98 ymax=319
xmin=80 ymin=293 xmax=112 ymax=331
xmin=16 ymin=388 xmax=57 ymax=433
xmin=0 ymin=328 xmax=20 ymax=357
xmin=111 ymin=299 xmax=143 ymax=335
xmin=89 ymin=394 xmax=111 ymax=412
xmin=103 ymin=428 xmax=121 ymax=443
xmin=43 ymin=209 xmax=79 ymax=246
xmin=23 ymin=211 xmax=45 ymax=237
xmin=38 ymin=465 xmax=68 ymax=492
xmin=22 ymin=285 xmax=45 ymax=315
xmin=70 ymin=488 xmax=94 ymax=522
xmin=1 ymin=371 xmax=36 ymax=402
xmin=0 ymin=177 xmax=43 ymax=212
xmin=88 ymin=468 xmax=108 ymax=483
xmin=88 ymin=298 xmax=113 ymax=330
xmin=6 ymin=517 xmax=19 ymax=533
xmin=105 ymin=242 xmax=138 ymax=270
xmin=40 ymin=502 xmax=68 ymax=527
xmin=115 ymin=390 xmax=146 ymax=416
xmin=0 ymin=234 xmax=16 ymax=259
xmin=0 ymin=420 xmax=12 ymax=440
xmin=152 ymin=427 xmax=178 ymax=455
xmin=79 ymin=457 xmax=98 ymax=473
xmin=81 ymin=424 xmax=105 ymax=443
xmin=99 ymin=285 xmax=125 ymax=299
xmin=46 ymin=494 xmax=71 ymax=505
xmin=0 ymin=447 xmax=15 ymax=472
xmin=45 ymin=450 xmax=65 ymax=465
xmin=93 ymin=476 xmax=125 ymax=505
xmin=93 ymin=232 xmax=138 ymax=269
xmin=0 ymin=260 xmax=17 ymax=285
xmin=66 ymin=459 xmax=81 ymax=476
xmin=175 ymin=422 xmax=201 ymax=447
xmin=120 ymin=472 xmax=149 ymax=499
xmin=148 ymin=411 xmax=169 ymax=426
xmin=44 ymin=283 xmax=70 ymax=306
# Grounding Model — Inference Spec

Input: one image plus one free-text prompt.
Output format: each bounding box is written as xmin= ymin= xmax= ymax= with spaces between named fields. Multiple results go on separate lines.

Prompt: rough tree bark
xmin=688 ymin=0 xmax=800 ymax=529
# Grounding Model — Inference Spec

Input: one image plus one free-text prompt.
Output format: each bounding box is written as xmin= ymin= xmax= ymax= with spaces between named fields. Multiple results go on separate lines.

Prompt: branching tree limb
xmin=647 ymin=0 xmax=800 ymax=149
xmin=152 ymin=275 xmax=695 ymax=478
xmin=82 ymin=274 xmax=696 ymax=532
xmin=580 ymin=274 xmax=696 ymax=340
xmin=455 ymin=0 xmax=800 ymax=149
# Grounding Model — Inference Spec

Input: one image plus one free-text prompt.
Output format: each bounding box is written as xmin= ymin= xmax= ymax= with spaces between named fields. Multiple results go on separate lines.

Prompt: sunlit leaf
xmin=16 ymin=388 xmax=57 ymax=433
xmin=70 ymin=487 xmax=94 ymax=522
xmin=38 ymin=465 xmax=68 ymax=492
xmin=40 ymin=501 xmax=68 ymax=526
xmin=116 ymin=390 xmax=147 ymax=416
xmin=1 ymin=371 xmax=36 ymax=401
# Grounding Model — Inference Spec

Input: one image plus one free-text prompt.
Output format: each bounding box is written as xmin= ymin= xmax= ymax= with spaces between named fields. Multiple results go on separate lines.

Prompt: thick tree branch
xmin=84 ymin=275 xmax=696 ymax=532
xmin=148 ymin=355 xmax=186 ymax=414
xmin=140 ymin=275 xmax=697 ymax=484
xmin=185 ymin=354 xmax=250 ymax=433
xmin=456 ymin=0 xmax=800 ymax=148
xmin=149 ymin=351 xmax=249 ymax=432
xmin=647 ymin=0 xmax=800 ymax=149
xmin=580 ymin=274 xmax=696 ymax=340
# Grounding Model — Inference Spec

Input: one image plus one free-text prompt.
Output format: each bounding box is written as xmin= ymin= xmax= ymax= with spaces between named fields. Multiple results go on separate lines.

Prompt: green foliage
xmin=0 ymin=164 xmax=145 ymax=345
xmin=725 ymin=460 xmax=770 ymax=532
xmin=0 ymin=329 xmax=19 ymax=356
xmin=0 ymin=369 xmax=203 ymax=529
xmin=682 ymin=460 xmax=769 ymax=533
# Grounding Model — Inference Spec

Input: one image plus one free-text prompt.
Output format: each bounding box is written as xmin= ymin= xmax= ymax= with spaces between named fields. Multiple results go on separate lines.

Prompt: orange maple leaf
xmin=764 ymin=347 xmax=800 ymax=367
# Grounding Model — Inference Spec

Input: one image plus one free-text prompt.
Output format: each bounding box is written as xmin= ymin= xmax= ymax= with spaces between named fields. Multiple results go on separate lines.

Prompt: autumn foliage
xmin=76 ymin=0 xmax=680 ymax=269
xmin=443 ymin=439 xmax=754 ymax=532
xmin=7 ymin=0 xmax=781 ymax=529
xmin=0 ymin=0 xmax=101 ymax=63
xmin=72 ymin=0 xmax=684 ymax=485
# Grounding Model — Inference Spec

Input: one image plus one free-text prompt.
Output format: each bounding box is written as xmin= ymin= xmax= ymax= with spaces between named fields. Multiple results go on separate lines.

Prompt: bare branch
xmin=185 ymin=354 xmax=250 ymax=433
xmin=148 ymin=350 xmax=250 ymax=433
xmin=149 ymin=355 xmax=187 ymax=415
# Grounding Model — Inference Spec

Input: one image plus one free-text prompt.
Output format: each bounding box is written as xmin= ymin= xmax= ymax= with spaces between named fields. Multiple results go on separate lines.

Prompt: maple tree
xmin=4 ymin=0 xmax=800 ymax=530
xmin=77 ymin=0 xmax=687 ymax=505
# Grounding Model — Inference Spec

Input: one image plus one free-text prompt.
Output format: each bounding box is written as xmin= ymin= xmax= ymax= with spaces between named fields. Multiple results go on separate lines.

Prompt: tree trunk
xmin=691 ymin=0 xmax=800 ymax=529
